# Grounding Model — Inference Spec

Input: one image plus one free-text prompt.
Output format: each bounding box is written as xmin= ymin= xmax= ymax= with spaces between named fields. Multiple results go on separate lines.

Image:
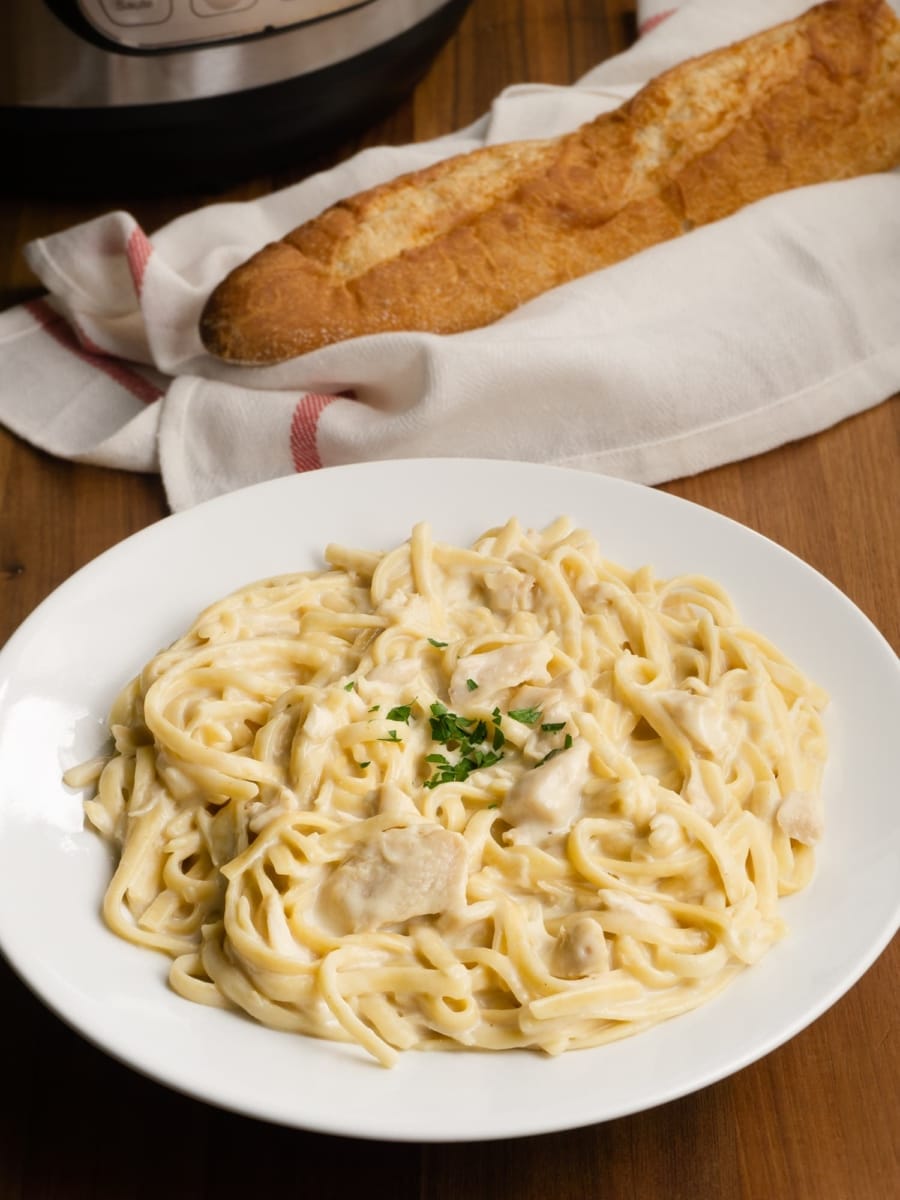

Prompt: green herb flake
xmin=424 ymin=702 xmax=505 ymax=788
xmin=537 ymin=733 xmax=574 ymax=766
xmin=427 ymin=638 xmax=448 ymax=648
xmin=386 ymin=703 xmax=414 ymax=724
xmin=467 ymin=748 xmax=503 ymax=770
xmin=466 ymin=678 xmax=479 ymax=692
xmin=343 ymin=680 xmax=356 ymax=691
xmin=508 ymin=706 xmax=542 ymax=726
xmin=429 ymin=702 xmax=479 ymax=746
xmin=379 ymin=730 xmax=402 ymax=744
xmin=541 ymin=721 xmax=566 ymax=732
xmin=357 ymin=761 xmax=371 ymax=769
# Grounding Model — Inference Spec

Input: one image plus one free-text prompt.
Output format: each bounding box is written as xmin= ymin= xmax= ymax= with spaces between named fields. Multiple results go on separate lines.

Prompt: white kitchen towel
xmin=1 ymin=0 xmax=898 ymax=511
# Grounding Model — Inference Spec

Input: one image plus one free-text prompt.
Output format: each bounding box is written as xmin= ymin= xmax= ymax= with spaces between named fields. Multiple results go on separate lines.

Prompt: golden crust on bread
xmin=199 ymin=0 xmax=900 ymax=365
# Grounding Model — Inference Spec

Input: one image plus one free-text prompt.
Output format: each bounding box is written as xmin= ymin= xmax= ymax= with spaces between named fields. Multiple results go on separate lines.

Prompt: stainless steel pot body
xmin=2 ymin=0 xmax=460 ymax=107
xmin=1 ymin=0 xmax=471 ymax=192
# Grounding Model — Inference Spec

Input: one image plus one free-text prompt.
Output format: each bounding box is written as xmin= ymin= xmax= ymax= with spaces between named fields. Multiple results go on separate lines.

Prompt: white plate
xmin=0 ymin=459 xmax=897 ymax=1142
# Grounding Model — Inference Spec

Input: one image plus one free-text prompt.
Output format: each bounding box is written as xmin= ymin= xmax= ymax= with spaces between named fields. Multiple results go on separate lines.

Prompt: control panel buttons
xmin=78 ymin=0 xmax=366 ymax=49
xmin=97 ymin=0 xmax=173 ymax=28
xmin=191 ymin=0 xmax=258 ymax=15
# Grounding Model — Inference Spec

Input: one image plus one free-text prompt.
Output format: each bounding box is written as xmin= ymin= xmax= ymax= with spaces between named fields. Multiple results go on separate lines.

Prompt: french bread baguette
xmin=199 ymin=0 xmax=900 ymax=365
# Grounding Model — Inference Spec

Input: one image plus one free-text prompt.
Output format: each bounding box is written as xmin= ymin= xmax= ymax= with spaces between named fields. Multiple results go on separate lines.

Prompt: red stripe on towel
xmin=639 ymin=8 xmax=677 ymax=35
xmin=126 ymin=226 xmax=154 ymax=296
xmin=290 ymin=393 xmax=337 ymax=472
xmin=25 ymin=298 xmax=164 ymax=406
xmin=71 ymin=321 xmax=108 ymax=357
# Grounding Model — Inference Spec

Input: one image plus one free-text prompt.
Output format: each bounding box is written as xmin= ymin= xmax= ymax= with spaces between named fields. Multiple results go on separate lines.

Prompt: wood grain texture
xmin=0 ymin=2 xmax=897 ymax=1196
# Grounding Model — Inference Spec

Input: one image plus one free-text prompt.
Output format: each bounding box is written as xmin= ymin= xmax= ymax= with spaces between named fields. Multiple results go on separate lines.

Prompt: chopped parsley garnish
xmin=508 ymin=706 xmax=542 ymax=726
xmin=466 ymin=678 xmax=479 ymax=692
xmin=427 ymin=638 xmax=448 ymax=648
xmin=357 ymin=761 xmax=371 ymax=769
xmin=343 ymin=680 xmax=356 ymax=691
xmin=424 ymin=747 xmax=504 ymax=788
xmin=424 ymin=702 xmax=505 ymax=788
xmin=364 ymin=693 xmax=573 ymax=789
xmin=428 ymin=702 xmax=485 ymax=746
xmin=538 ymin=733 xmax=573 ymax=765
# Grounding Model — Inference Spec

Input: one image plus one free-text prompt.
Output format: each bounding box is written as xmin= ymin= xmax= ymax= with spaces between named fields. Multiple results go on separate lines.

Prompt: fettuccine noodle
xmin=66 ymin=518 xmax=828 ymax=1066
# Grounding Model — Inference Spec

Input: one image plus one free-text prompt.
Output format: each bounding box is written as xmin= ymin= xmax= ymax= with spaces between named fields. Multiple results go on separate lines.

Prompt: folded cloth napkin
xmin=1 ymin=0 xmax=898 ymax=511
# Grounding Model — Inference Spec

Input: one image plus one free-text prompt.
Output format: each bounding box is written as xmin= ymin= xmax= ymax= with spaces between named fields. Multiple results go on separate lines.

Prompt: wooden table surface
xmin=1 ymin=2 xmax=897 ymax=1195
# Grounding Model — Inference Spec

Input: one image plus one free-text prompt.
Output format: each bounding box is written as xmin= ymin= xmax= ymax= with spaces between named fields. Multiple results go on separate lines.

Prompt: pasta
xmin=66 ymin=518 xmax=829 ymax=1066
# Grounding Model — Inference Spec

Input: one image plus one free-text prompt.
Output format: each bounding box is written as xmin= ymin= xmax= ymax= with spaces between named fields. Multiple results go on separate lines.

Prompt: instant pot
xmin=1 ymin=0 xmax=472 ymax=192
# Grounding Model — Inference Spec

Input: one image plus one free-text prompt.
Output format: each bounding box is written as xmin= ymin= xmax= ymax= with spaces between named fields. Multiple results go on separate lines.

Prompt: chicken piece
xmin=377 ymin=782 xmax=420 ymax=819
xmin=776 ymin=789 xmax=824 ymax=845
xmin=318 ymin=824 xmax=467 ymax=933
xmin=552 ymin=915 xmax=610 ymax=978
xmin=379 ymin=592 xmax=433 ymax=630
xmin=509 ymin=669 xmax=587 ymax=727
xmin=659 ymin=690 xmax=735 ymax=758
xmin=449 ymin=640 xmax=553 ymax=708
xmin=501 ymin=737 xmax=591 ymax=837
xmin=303 ymin=701 xmax=345 ymax=741
xmin=482 ymin=566 xmax=533 ymax=613
xmin=508 ymin=684 xmax=563 ymax=724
